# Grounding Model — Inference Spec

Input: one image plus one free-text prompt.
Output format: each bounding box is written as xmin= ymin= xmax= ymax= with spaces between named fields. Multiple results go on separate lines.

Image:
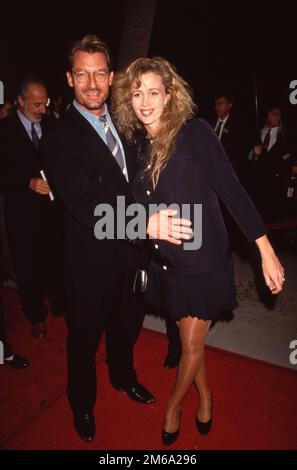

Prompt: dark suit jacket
xmin=0 ymin=112 xmax=57 ymax=235
xmin=134 ymin=118 xmax=267 ymax=275
xmin=41 ymin=105 xmax=142 ymax=272
xmin=249 ymin=126 xmax=296 ymax=222
xmin=258 ymin=127 xmax=294 ymax=181
xmin=212 ymin=113 xmax=248 ymax=178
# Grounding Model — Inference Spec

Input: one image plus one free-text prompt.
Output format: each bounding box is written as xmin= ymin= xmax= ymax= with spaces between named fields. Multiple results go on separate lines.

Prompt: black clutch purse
xmin=133 ymin=269 xmax=148 ymax=294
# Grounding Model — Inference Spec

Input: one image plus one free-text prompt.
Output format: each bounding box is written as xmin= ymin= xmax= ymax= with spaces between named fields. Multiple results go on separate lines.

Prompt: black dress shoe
xmin=73 ymin=412 xmax=95 ymax=442
xmin=4 ymin=354 xmax=29 ymax=369
xmin=162 ymin=427 xmax=180 ymax=446
xmin=163 ymin=353 xmax=181 ymax=369
xmin=114 ymin=382 xmax=156 ymax=404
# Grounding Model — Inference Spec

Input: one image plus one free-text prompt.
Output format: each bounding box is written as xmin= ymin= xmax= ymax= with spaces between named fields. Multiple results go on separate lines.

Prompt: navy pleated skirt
xmin=144 ymin=259 xmax=238 ymax=321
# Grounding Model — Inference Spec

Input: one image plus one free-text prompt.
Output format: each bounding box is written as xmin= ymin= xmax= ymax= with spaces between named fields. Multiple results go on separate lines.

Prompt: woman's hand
xmin=147 ymin=209 xmax=192 ymax=245
xmin=255 ymin=235 xmax=285 ymax=294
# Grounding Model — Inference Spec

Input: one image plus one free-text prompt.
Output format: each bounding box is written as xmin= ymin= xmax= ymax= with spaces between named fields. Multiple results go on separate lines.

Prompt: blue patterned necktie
xmin=99 ymin=115 xmax=125 ymax=171
xmin=31 ymin=122 xmax=40 ymax=150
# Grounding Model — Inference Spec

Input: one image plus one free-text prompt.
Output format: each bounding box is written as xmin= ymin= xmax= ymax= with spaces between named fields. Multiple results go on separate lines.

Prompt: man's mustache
xmin=83 ymin=87 xmax=102 ymax=93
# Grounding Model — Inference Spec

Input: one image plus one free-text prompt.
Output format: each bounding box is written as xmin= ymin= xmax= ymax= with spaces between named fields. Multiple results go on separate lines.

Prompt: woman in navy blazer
xmin=112 ymin=57 xmax=285 ymax=445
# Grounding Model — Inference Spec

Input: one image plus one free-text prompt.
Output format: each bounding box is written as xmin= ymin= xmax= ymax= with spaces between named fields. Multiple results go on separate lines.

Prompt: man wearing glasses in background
xmin=0 ymin=78 xmax=65 ymax=340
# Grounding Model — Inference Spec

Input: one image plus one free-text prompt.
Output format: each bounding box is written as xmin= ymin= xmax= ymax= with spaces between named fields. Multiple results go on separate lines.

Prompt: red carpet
xmin=0 ymin=287 xmax=296 ymax=450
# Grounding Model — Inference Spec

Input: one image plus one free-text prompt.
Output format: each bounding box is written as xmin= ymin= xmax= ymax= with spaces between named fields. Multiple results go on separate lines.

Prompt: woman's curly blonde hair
xmin=111 ymin=57 xmax=197 ymax=188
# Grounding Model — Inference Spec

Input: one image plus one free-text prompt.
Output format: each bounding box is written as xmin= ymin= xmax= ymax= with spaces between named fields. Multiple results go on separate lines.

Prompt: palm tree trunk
xmin=117 ymin=0 xmax=157 ymax=70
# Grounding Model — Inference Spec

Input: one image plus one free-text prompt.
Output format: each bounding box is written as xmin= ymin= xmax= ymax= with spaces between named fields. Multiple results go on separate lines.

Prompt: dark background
xmin=1 ymin=1 xmax=296 ymax=127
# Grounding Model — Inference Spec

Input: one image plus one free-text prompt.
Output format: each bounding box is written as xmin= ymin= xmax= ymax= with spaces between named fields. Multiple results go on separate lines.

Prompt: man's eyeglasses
xmin=72 ymin=69 xmax=109 ymax=84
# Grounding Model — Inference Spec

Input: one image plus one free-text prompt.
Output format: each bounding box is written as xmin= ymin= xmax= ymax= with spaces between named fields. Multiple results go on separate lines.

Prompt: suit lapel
xmin=122 ymin=138 xmax=138 ymax=182
xmin=14 ymin=112 xmax=36 ymax=150
xmin=66 ymin=105 xmax=130 ymax=186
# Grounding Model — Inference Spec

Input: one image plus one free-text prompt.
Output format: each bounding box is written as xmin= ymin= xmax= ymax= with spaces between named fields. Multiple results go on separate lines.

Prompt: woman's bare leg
xmin=177 ymin=320 xmax=212 ymax=420
xmin=164 ymin=316 xmax=211 ymax=433
xmin=193 ymin=350 xmax=212 ymax=422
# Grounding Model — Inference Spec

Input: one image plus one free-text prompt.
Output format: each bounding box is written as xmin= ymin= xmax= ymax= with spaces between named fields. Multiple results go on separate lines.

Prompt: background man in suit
xmin=248 ymin=105 xmax=296 ymax=222
xmin=212 ymin=93 xmax=252 ymax=252
xmin=213 ymin=93 xmax=248 ymax=179
xmin=42 ymin=34 xmax=191 ymax=443
xmin=0 ymin=79 xmax=65 ymax=339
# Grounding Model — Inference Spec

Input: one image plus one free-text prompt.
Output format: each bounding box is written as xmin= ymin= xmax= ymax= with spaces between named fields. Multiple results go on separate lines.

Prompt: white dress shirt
xmin=260 ymin=126 xmax=280 ymax=152
xmin=214 ymin=114 xmax=230 ymax=141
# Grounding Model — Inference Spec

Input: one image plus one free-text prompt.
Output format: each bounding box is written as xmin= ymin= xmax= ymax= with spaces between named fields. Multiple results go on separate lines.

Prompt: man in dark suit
xmin=213 ymin=93 xmax=248 ymax=179
xmin=211 ymin=93 xmax=254 ymax=253
xmin=248 ymin=105 xmax=296 ymax=222
xmin=41 ymin=35 xmax=155 ymax=443
xmin=0 ymin=79 xmax=65 ymax=339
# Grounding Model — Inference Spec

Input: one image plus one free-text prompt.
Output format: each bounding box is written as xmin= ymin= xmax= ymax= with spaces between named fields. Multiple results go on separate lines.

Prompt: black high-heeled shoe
xmin=162 ymin=427 xmax=180 ymax=446
xmin=196 ymin=394 xmax=212 ymax=435
xmin=162 ymin=410 xmax=181 ymax=446
xmin=195 ymin=416 xmax=212 ymax=435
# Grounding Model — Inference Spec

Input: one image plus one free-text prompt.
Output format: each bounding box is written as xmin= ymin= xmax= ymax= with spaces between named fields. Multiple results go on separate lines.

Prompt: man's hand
xmin=147 ymin=209 xmax=192 ymax=245
xmin=29 ymin=178 xmax=51 ymax=195
xmin=254 ymin=145 xmax=263 ymax=156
